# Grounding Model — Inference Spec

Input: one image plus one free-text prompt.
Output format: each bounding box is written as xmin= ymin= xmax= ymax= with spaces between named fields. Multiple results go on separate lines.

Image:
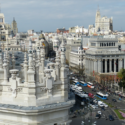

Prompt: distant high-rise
xmin=11 ymin=17 xmax=18 ymax=35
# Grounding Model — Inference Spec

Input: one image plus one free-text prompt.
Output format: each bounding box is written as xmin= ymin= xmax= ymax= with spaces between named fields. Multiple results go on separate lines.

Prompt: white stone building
xmin=95 ymin=9 xmax=113 ymax=32
xmin=0 ymin=38 xmax=74 ymax=124
xmin=85 ymin=36 xmax=125 ymax=76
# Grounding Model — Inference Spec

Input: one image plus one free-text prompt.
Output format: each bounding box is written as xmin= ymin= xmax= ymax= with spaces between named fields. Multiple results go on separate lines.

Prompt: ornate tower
xmin=95 ymin=7 xmax=101 ymax=32
xmin=11 ymin=17 xmax=18 ymax=35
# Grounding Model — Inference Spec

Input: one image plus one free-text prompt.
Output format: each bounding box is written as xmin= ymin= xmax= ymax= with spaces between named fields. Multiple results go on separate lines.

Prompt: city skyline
xmin=1 ymin=0 xmax=125 ymax=32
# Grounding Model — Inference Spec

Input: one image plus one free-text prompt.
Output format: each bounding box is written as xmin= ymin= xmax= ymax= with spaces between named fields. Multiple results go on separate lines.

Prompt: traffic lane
xmin=83 ymin=86 xmax=125 ymax=109
xmin=71 ymin=117 xmax=122 ymax=125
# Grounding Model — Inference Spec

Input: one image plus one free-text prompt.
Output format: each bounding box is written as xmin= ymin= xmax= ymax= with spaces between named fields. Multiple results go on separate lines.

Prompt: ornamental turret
xmin=27 ymin=40 xmax=35 ymax=87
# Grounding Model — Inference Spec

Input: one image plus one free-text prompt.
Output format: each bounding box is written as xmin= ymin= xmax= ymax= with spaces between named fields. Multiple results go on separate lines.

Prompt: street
xmin=69 ymin=83 xmax=125 ymax=125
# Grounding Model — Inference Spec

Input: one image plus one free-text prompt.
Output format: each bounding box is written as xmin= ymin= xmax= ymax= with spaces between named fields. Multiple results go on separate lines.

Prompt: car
xmin=92 ymin=89 xmax=96 ymax=92
xmin=102 ymin=103 xmax=108 ymax=108
xmin=95 ymin=114 xmax=101 ymax=119
xmin=98 ymin=103 xmax=104 ymax=107
xmin=98 ymin=100 xmax=102 ymax=103
xmin=109 ymin=115 xmax=114 ymax=121
xmin=105 ymin=116 xmax=108 ymax=120
xmin=89 ymin=104 xmax=96 ymax=109
xmin=101 ymin=106 xmax=105 ymax=111
xmin=93 ymin=99 xmax=98 ymax=103
xmin=70 ymin=114 xmax=77 ymax=118
xmin=97 ymin=111 xmax=101 ymax=115
xmin=112 ymin=99 xmax=117 ymax=102
xmin=85 ymin=92 xmax=88 ymax=94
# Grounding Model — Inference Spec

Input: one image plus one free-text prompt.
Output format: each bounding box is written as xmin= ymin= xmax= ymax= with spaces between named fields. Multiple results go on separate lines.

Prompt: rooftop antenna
xmin=98 ymin=5 xmax=99 ymax=11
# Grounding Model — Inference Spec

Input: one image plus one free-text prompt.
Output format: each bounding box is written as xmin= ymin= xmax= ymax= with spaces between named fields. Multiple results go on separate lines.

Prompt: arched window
xmin=102 ymin=43 xmax=103 ymax=46
xmin=114 ymin=43 xmax=115 ymax=46
xmin=107 ymin=43 xmax=108 ymax=46
xmin=112 ymin=43 xmax=113 ymax=46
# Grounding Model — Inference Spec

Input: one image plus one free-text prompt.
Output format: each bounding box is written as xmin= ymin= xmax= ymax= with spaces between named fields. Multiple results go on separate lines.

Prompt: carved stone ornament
xmin=44 ymin=69 xmax=53 ymax=79
xmin=10 ymin=69 xmax=19 ymax=79
xmin=8 ymin=87 xmax=23 ymax=98
xmin=41 ymin=87 xmax=48 ymax=91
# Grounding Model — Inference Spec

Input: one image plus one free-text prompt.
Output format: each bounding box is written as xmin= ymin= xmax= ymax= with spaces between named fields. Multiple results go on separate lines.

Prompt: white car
xmin=98 ymin=101 xmax=103 ymax=105
xmin=97 ymin=111 xmax=101 ymax=115
xmin=93 ymin=99 xmax=98 ymax=103
xmin=98 ymin=103 xmax=104 ymax=107
xmin=89 ymin=104 xmax=96 ymax=109
xmin=102 ymin=103 xmax=108 ymax=108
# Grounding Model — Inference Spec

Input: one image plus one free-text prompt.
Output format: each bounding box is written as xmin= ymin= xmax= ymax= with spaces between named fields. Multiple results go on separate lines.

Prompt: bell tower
xmin=95 ymin=6 xmax=101 ymax=32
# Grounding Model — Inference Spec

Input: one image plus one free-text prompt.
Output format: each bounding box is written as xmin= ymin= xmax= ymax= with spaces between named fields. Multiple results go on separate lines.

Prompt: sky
xmin=1 ymin=0 xmax=125 ymax=32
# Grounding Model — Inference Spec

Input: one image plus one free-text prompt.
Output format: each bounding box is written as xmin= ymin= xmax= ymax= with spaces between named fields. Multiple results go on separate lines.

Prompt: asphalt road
xmin=69 ymin=85 xmax=125 ymax=125
xmin=83 ymin=85 xmax=125 ymax=110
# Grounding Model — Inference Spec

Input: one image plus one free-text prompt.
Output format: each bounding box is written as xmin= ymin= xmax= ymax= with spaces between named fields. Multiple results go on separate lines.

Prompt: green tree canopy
xmin=117 ymin=68 xmax=125 ymax=88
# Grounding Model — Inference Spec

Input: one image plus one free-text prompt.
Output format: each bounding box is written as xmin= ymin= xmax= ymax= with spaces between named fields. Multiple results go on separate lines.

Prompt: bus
xmin=87 ymin=82 xmax=94 ymax=89
xmin=73 ymin=80 xmax=78 ymax=85
xmin=75 ymin=92 xmax=89 ymax=105
xmin=75 ymin=81 xmax=87 ymax=87
xmin=80 ymin=81 xmax=88 ymax=87
xmin=96 ymin=92 xmax=107 ymax=100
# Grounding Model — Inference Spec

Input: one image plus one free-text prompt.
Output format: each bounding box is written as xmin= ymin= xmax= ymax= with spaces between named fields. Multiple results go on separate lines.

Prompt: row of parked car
xmin=89 ymin=99 xmax=108 ymax=110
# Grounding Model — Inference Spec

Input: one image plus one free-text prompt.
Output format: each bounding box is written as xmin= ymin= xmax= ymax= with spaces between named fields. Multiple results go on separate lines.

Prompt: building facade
xmin=0 ymin=39 xmax=74 ymax=124
xmin=0 ymin=13 xmax=9 ymax=40
xmin=95 ymin=9 xmax=113 ymax=32
xmin=85 ymin=36 xmax=125 ymax=84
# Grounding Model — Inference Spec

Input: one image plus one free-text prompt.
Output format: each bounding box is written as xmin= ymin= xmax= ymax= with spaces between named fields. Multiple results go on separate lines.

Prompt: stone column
xmin=35 ymin=64 xmax=39 ymax=84
xmin=24 ymin=52 xmax=28 ymax=84
xmin=44 ymin=69 xmax=53 ymax=97
xmin=118 ymin=58 xmax=122 ymax=71
xmin=98 ymin=59 xmax=102 ymax=73
xmin=110 ymin=59 xmax=112 ymax=72
xmin=102 ymin=59 xmax=104 ymax=73
xmin=55 ymin=63 xmax=60 ymax=80
xmin=114 ymin=59 xmax=116 ymax=72
xmin=94 ymin=59 xmax=97 ymax=73
xmin=12 ymin=52 xmax=15 ymax=69
xmin=105 ymin=59 xmax=107 ymax=73
xmin=9 ymin=69 xmax=19 ymax=98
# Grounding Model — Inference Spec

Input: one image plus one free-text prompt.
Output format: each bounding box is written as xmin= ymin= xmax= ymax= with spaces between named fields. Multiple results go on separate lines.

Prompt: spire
xmin=97 ymin=5 xmax=99 ymax=11
xmin=24 ymin=52 xmax=28 ymax=65
xmin=29 ymin=39 xmax=32 ymax=51
xmin=13 ymin=17 xmax=15 ymax=21
xmin=60 ymin=36 xmax=66 ymax=66
xmin=12 ymin=51 xmax=15 ymax=69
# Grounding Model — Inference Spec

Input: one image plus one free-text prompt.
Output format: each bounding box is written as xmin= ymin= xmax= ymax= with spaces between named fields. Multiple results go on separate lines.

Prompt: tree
xmin=70 ymin=65 xmax=85 ymax=80
xmin=117 ymin=68 xmax=125 ymax=88
xmin=66 ymin=59 xmax=69 ymax=65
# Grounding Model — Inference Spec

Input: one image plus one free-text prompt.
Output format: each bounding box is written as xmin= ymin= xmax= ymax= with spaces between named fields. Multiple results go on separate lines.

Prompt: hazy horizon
xmin=1 ymin=0 xmax=125 ymax=32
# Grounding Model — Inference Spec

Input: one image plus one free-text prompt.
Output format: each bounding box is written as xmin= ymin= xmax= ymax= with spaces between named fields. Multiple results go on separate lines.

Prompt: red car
xmin=88 ymin=93 xmax=94 ymax=98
